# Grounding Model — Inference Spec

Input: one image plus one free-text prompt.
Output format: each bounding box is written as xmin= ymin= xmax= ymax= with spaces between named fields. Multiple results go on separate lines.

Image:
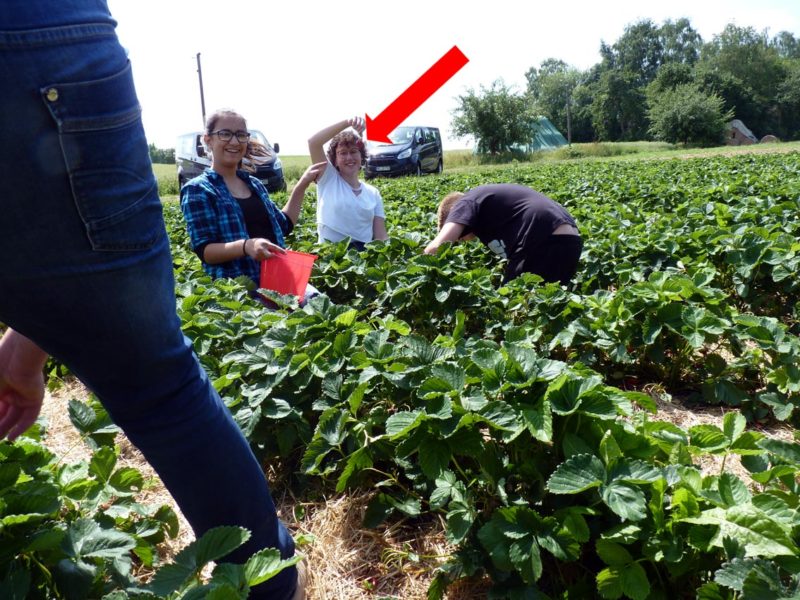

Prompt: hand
xmin=0 ymin=330 xmax=47 ymax=441
xmin=247 ymin=238 xmax=287 ymax=261
xmin=300 ymin=162 xmax=327 ymax=185
xmin=423 ymin=241 xmax=440 ymax=255
xmin=347 ymin=116 xmax=366 ymax=136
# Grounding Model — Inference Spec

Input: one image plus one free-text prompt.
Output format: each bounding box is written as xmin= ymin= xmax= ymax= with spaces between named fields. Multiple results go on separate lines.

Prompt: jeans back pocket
xmin=42 ymin=61 xmax=164 ymax=251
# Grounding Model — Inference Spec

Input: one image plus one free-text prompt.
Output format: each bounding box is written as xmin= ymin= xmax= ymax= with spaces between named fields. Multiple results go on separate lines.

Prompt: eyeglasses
xmin=335 ymin=148 xmax=361 ymax=157
xmin=210 ymin=129 xmax=251 ymax=143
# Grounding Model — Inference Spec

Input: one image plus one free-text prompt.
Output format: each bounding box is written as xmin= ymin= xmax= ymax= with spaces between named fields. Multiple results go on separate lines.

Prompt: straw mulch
xmin=39 ymin=382 xmax=491 ymax=599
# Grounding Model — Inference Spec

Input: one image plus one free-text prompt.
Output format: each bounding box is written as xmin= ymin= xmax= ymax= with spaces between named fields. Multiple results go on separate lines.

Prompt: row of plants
xmin=3 ymin=151 xmax=799 ymax=598
xmin=0 ymin=397 xmax=297 ymax=599
xmin=164 ymin=152 xmax=800 ymax=597
xmin=169 ymin=274 xmax=800 ymax=598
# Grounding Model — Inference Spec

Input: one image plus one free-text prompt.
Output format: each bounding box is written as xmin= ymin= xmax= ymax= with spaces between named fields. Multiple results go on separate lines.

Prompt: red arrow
xmin=365 ymin=45 xmax=469 ymax=143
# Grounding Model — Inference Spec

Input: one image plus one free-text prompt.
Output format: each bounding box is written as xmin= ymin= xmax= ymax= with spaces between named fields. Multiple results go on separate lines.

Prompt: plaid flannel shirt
xmin=180 ymin=169 xmax=289 ymax=283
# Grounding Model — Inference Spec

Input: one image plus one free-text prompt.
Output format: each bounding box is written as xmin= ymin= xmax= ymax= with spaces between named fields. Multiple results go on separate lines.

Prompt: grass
xmin=153 ymin=139 xmax=800 ymax=198
xmin=152 ymin=163 xmax=179 ymax=198
xmin=278 ymin=155 xmax=312 ymax=182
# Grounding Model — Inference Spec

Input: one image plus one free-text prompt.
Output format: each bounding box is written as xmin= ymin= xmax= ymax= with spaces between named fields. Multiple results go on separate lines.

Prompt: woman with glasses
xmin=180 ymin=109 xmax=314 ymax=293
xmin=305 ymin=117 xmax=388 ymax=250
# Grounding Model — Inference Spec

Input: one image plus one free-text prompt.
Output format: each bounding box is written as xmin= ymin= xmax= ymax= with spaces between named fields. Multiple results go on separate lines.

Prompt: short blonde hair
xmin=437 ymin=192 xmax=465 ymax=230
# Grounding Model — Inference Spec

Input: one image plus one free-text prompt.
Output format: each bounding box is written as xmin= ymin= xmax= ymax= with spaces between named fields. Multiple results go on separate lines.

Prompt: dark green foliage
xmin=161 ymin=151 xmax=800 ymax=598
xmin=148 ymin=143 xmax=175 ymax=164
xmin=526 ymin=19 xmax=800 ymax=142
xmin=647 ymin=84 xmax=732 ymax=146
xmin=6 ymin=151 xmax=800 ymax=599
xmin=451 ymin=79 xmax=535 ymax=153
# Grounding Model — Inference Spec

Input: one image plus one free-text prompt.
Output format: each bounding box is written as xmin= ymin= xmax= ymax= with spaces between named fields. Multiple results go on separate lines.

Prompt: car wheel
xmin=436 ymin=159 xmax=443 ymax=174
xmin=415 ymin=163 xmax=422 ymax=176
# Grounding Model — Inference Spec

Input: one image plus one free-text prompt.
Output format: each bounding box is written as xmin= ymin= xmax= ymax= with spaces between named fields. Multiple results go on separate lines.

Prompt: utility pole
xmin=196 ymin=52 xmax=206 ymax=128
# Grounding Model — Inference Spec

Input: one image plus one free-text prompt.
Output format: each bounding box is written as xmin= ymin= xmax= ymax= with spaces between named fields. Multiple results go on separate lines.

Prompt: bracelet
xmin=242 ymin=238 xmax=249 ymax=257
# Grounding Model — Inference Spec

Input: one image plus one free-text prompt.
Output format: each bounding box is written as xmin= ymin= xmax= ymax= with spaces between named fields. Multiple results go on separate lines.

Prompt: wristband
xmin=242 ymin=239 xmax=248 ymax=257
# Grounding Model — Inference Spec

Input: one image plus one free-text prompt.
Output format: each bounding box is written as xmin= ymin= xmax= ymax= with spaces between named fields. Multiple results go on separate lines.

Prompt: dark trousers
xmin=505 ymin=235 xmax=583 ymax=285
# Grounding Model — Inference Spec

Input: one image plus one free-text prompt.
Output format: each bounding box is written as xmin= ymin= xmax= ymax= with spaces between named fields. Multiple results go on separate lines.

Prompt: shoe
xmin=292 ymin=559 xmax=307 ymax=600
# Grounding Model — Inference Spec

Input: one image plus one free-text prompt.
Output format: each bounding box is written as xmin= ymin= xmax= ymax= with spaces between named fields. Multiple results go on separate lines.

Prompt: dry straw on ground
xmin=39 ymin=382 xmax=490 ymax=598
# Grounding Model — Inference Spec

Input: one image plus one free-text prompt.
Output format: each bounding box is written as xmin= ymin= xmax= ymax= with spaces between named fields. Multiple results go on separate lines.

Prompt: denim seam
xmin=0 ymin=23 xmax=116 ymax=48
xmin=52 ymin=106 xmax=142 ymax=133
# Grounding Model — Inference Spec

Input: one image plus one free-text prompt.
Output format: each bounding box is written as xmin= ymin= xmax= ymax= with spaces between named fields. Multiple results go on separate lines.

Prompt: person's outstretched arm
xmin=424 ymin=221 xmax=466 ymax=254
xmin=0 ymin=329 xmax=48 ymax=441
xmin=308 ymin=116 xmax=365 ymax=163
xmin=283 ymin=162 xmax=326 ymax=225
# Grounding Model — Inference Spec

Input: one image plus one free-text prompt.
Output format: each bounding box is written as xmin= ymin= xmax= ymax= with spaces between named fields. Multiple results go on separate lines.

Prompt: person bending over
xmin=424 ymin=183 xmax=582 ymax=285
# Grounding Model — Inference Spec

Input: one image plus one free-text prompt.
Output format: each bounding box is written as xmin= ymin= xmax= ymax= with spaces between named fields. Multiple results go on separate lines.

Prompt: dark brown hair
xmin=326 ymin=130 xmax=366 ymax=168
xmin=205 ymin=109 xmax=246 ymax=134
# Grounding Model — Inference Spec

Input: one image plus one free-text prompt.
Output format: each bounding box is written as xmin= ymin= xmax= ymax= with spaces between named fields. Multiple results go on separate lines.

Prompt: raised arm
xmin=282 ymin=162 xmax=326 ymax=225
xmin=308 ymin=117 xmax=365 ymax=164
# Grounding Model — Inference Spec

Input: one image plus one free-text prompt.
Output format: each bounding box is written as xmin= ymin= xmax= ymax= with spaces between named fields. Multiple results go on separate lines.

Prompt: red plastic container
xmin=259 ymin=250 xmax=317 ymax=297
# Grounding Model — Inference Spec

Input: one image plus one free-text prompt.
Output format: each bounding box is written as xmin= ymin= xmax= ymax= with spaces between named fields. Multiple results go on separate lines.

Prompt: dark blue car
xmin=364 ymin=126 xmax=443 ymax=179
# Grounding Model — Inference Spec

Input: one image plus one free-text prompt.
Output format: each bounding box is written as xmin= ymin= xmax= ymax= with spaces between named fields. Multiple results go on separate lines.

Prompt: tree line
xmin=452 ymin=20 xmax=800 ymax=151
xmin=149 ymin=143 xmax=175 ymax=164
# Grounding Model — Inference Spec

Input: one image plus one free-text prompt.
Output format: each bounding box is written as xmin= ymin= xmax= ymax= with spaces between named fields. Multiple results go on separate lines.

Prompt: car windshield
xmin=250 ymin=130 xmax=269 ymax=147
xmin=388 ymin=127 xmax=415 ymax=144
xmin=367 ymin=126 xmax=416 ymax=148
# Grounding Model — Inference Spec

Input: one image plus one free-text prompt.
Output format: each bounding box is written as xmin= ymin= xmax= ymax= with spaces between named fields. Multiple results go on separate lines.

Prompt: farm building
xmin=726 ymin=119 xmax=758 ymax=146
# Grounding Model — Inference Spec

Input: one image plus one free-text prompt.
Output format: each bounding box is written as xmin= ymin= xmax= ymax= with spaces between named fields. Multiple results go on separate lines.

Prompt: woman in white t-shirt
xmin=306 ymin=117 xmax=388 ymax=250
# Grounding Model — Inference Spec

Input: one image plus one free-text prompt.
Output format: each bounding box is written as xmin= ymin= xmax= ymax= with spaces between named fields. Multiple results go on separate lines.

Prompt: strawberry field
xmin=3 ymin=151 xmax=800 ymax=599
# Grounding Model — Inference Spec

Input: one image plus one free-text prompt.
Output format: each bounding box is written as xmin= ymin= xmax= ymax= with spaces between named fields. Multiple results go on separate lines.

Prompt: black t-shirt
xmin=446 ymin=184 xmax=577 ymax=261
xmin=235 ymin=192 xmax=293 ymax=242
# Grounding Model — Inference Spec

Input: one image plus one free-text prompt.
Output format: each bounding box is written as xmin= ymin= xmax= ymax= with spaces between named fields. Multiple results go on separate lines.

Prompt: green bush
xmin=647 ymin=84 xmax=733 ymax=146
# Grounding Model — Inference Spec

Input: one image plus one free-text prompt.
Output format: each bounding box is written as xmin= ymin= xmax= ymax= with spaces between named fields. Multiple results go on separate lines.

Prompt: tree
xmin=585 ymin=18 xmax=703 ymax=141
xmin=698 ymin=24 xmax=787 ymax=136
xmin=611 ymin=19 xmax=664 ymax=85
xmin=589 ymin=70 xmax=647 ymax=141
xmin=772 ymin=31 xmax=800 ymax=59
xmin=647 ymin=62 xmax=693 ymax=98
xmin=660 ymin=18 xmax=703 ymax=65
xmin=526 ymin=59 xmax=583 ymax=142
xmin=568 ymin=84 xmax=598 ymax=142
xmin=148 ymin=143 xmax=175 ymax=164
xmin=647 ymin=84 xmax=732 ymax=146
xmin=776 ymin=62 xmax=800 ymax=138
xmin=451 ymin=80 xmax=533 ymax=154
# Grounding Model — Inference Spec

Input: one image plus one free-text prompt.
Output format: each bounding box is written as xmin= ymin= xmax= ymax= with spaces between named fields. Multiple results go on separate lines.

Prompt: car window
xmin=388 ymin=127 xmax=414 ymax=144
xmin=250 ymin=130 xmax=269 ymax=147
xmin=178 ymin=135 xmax=194 ymax=157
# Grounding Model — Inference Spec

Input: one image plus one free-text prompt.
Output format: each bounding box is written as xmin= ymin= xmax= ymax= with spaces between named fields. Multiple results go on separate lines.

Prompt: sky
xmin=107 ymin=0 xmax=800 ymax=155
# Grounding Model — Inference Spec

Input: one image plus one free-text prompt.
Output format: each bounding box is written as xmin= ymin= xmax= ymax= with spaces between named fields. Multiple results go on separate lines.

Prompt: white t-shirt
xmin=316 ymin=160 xmax=385 ymax=243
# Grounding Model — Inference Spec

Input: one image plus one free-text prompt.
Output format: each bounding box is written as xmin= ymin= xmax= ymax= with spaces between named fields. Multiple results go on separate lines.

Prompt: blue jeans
xmin=0 ymin=4 xmax=296 ymax=599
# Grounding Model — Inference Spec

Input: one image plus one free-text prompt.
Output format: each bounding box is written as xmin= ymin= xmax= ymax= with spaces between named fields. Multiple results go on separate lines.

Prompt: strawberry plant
xmin=7 ymin=151 xmax=800 ymax=598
